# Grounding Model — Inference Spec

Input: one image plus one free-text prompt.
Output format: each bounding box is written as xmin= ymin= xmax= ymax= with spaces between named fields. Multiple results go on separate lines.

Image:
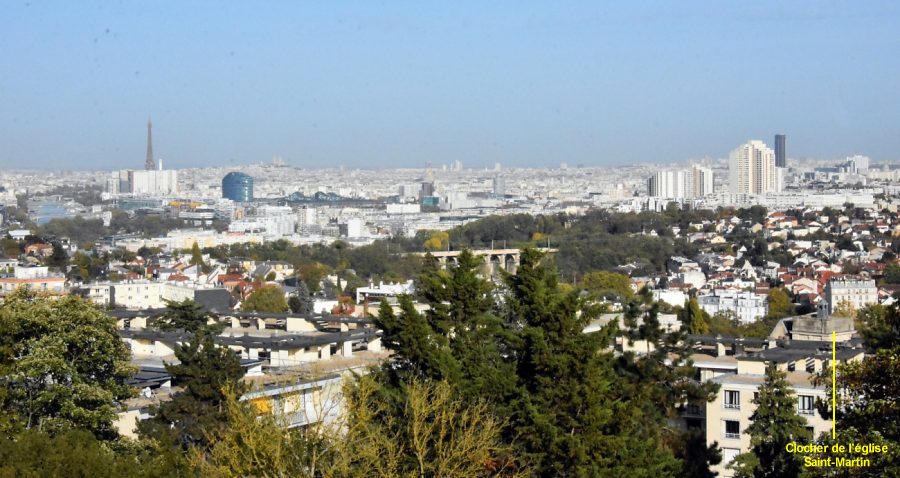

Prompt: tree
xmin=423 ymin=231 xmax=449 ymax=251
xmin=189 ymin=242 xmax=204 ymax=268
xmin=674 ymin=430 xmax=722 ymax=478
xmin=730 ymin=366 xmax=811 ymax=478
xmin=298 ymin=262 xmax=331 ymax=293
xmin=679 ymin=298 xmax=710 ymax=334
xmin=506 ymin=249 xmax=680 ymax=476
xmin=419 ymin=250 xmax=517 ymax=404
xmin=580 ymin=270 xmax=634 ymax=301
xmin=618 ymin=290 xmax=720 ymax=477
xmin=884 ymin=263 xmax=900 ymax=284
xmin=765 ymin=288 xmax=794 ymax=320
xmin=138 ymin=331 xmax=246 ymax=450
xmin=857 ymin=303 xmax=900 ymax=351
xmin=241 ymin=285 xmax=289 ymax=313
xmin=288 ymin=281 xmax=315 ymax=316
xmin=0 ymin=290 xmax=135 ymax=439
xmin=373 ymin=296 xmax=459 ymax=387
xmin=831 ymin=299 xmax=857 ymax=320
xmin=193 ymin=377 xmax=527 ymax=478
xmin=47 ymin=241 xmax=69 ymax=268
xmin=154 ymin=299 xmax=221 ymax=334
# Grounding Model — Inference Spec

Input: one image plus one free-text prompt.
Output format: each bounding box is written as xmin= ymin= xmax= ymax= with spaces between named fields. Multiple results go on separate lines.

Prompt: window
xmin=724 ymin=420 xmax=741 ymax=439
xmin=686 ymin=418 xmax=702 ymax=430
xmin=798 ymin=395 xmax=815 ymax=415
xmin=722 ymin=448 xmax=741 ymax=466
xmin=724 ymin=390 xmax=740 ymax=409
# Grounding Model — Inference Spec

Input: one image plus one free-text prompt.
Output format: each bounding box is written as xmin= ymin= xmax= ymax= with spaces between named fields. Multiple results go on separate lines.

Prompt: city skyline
xmin=3 ymin=1 xmax=900 ymax=170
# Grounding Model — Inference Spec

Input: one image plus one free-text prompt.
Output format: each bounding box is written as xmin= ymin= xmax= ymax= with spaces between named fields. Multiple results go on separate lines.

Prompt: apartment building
xmin=824 ymin=277 xmax=877 ymax=315
xmin=688 ymin=320 xmax=865 ymax=477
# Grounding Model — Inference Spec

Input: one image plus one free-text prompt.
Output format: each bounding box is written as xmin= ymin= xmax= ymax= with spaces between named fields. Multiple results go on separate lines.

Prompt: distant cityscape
xmin=0 ymin=121 xmax=898 ymax=477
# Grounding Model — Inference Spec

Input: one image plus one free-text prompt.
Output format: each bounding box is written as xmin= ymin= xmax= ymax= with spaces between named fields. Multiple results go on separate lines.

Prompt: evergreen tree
xmin=858 ymin=303 xmax=900 ymax=351
xmin=674 ymin=430 xmax=722 ymax=478
xmin=189 ymin=241 xmax=204 ymax=268
xmin=419 ymin=250 xmax=517 ymax=403
xmin=288 ymin=280 xmax=315 ymax=315
xmin=506 ymin=249 xmax=680 ymax=476
xmin=373 ymin=296 xmax=459 ymax=387
xmin=679 ymin=298 xmax=710 ymax=335
xmin=730 ymin=366 xmax=811 ymax=478
xmin=155 ymin=298 xmax=221 ymax=334
xmin=618 ymin=289 xmax=720 ymax=476
xmin=138 ymin=331 xmax=246 ymax=449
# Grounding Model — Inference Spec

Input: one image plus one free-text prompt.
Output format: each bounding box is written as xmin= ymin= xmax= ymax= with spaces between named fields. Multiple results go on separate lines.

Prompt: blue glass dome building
xmin=222 ymin=172 xmax=254 ymax=202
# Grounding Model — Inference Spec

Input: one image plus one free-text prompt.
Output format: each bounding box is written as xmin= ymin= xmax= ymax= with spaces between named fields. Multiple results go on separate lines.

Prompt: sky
xmin=1 ymin=1 xmax=899 ymax=170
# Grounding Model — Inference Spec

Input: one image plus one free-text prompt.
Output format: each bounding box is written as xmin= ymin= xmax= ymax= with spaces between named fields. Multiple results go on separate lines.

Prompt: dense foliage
xmin=0 ymin=290 xmax=135 ymax=439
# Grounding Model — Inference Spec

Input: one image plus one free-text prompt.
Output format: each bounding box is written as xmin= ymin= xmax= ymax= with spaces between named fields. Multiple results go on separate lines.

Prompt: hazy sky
xmin=2 ymin=1 xmax=899 ymax=170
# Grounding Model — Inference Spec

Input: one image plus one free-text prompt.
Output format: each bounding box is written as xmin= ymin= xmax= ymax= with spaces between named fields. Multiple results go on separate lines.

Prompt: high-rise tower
xmin=729 ymin=140 xmax=779 ymax=194
xmin=774 ymin=134 xmax=786 ymax=168
xmin=144 ymin=119 xmax=156 ymax=170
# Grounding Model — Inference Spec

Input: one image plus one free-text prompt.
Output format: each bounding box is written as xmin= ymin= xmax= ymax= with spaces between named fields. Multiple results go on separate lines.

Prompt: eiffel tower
xmin=144 ymin=118 xmax=156 ymax=170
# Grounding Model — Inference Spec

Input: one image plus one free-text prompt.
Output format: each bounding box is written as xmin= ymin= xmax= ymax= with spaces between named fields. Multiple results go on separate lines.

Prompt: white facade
xmin=230 ymin=207 xmax=296 ymax=237
xmin=126 ymin=169 xmax=179 ymax=195
xmin=691 ymin=165 xmax=714 ymax=197
xmin=729 ymin=140 xmax=780 ymax=194
xmin=824 ymin=278 xmax=877 ymax=315
xmin=83 ymin=280 xmax=223 ymax=309
xmin=345 ymin=218 xmax=364 ymax=238
xmin=648 ymin=166 xmax=712 ymax=199
xmin=697 ymin=290 xmax=768 ymax=324
xmin=647 ymin=170 xmax=687 ymax=199
xmin=844 ymin=155 xmax=870 ymax=174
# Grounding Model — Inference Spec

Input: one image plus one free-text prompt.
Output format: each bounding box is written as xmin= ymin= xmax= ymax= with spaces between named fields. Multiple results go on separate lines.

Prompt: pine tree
xmin=155 ymin=299 xmax=220 ymax=334
xmin=618 ymin=290 xmax=720 ymax=476
xmin=730 ymin=366 xmax=811 ymax=478
xmin=373 ymin=296 xmax=459 ymax=387
xmin=189 ymin=242 xmax=204 ymax=268
xmin=506 ymin=249 xmax=680 ymax=476
xmin=288 ymin=280 xmax=315 ymax=316
xmin=679 ymin=298 xmax=710 ymax=335
xmin=138 ymin=331 xmax=246 ymax=450
xmin=419 ymin=250 xmax=517 ymax=403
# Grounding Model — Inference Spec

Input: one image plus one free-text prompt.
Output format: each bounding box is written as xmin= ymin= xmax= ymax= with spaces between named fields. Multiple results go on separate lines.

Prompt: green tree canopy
xmin=679 ymin=298 xmax=711 ymax=335
xmin=241 ymin=285 xmax=289 ymax=313
xmin=506 ymin=249 xmax=681 ymax=476
xmin=0 ymin=289 xmax=135 ymax=439
xmin=580 ymin=270 xmax=634 ymax=300
xmin=154 ymin=299 xmax=221 ymax=334
xmin=884 ymin=263 xmax=900 ymax=284
xmin=765 ymin=288 xmax=795 ymax=320
xmin=138 ymin=331 xmax=246 ymax=450
xmin=857 ymin=303 xmax=900 ymax=351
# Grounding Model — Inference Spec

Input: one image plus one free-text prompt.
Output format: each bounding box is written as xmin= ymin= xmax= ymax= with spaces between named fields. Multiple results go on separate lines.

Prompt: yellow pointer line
xmin=832 ymin=330 xmax=836 ymax=439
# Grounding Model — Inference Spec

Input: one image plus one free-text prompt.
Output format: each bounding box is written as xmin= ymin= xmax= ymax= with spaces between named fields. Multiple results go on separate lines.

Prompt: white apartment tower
xmin=729 ymin=140 xmax=781 ymax=194
xmin=647 ymin=170 xmax=687 ymax=199
xmin=691 ymin=165 xmax=714 ymax=197
xmin=647 ymin=166 xmax=713 ymax=199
